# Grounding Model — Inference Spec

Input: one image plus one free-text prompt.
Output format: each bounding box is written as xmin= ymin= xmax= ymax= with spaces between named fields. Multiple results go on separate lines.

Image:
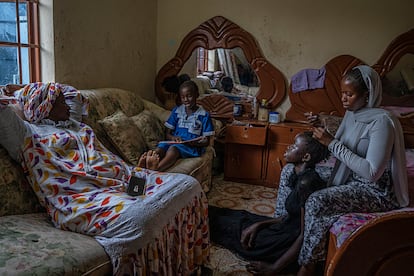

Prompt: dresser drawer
xmin=225 ymin=125 xmax=267 ymax=146
xmin=268 ymin=123 xmax=309 ymax=145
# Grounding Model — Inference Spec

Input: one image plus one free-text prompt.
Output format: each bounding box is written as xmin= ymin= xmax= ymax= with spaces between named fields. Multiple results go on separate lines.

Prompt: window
xmin=0 ymin=0 xmax=40 ymax=85
xmin=197 ymin=47 xmax=207 ymax=74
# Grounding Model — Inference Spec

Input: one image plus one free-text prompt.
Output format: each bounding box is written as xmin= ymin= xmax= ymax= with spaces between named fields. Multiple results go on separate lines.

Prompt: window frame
xmin=0 ymin=0 xmax=40 ymax=84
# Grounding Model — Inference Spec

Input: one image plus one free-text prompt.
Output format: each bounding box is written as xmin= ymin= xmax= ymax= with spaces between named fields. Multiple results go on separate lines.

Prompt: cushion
xmin=98 ymin=110 xmax=147 ymax=165
xmin=130 ymin=110 xmax=165 ymax=149
xmin=0 ymin=213 xmax=111 ymax=275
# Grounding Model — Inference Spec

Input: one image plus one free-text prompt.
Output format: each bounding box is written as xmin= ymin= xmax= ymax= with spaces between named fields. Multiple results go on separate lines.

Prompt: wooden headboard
xmin=285 ymin=54 xmax=364 ymax=123
xmin=284 ymin=28 xmax=414 ymax=147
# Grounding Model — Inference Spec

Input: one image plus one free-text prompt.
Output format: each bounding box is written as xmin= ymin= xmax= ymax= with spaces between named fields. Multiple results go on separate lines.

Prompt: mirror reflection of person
xmin=220 ymin=76 xmax=240 ymax=94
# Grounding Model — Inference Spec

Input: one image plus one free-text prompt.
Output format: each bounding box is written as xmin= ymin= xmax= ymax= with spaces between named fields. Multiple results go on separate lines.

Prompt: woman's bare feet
xmin=138 ymin=152 xmax=147 ymax=168
xmin=146 ymin=150 xmax=160 ymax=170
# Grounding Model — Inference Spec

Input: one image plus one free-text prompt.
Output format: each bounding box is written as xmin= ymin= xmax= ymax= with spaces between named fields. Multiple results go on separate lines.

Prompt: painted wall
xmin=157 ymin=0 xmax=414 ymax=114
xmin=51 ymin=0 xmax=157 ymax=100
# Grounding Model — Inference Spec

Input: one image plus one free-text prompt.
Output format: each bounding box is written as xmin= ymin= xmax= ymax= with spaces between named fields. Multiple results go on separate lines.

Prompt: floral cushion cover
xmin=98 ymin=110 xmax=147 ymax=165
xmin=0 ymin=213 xmax=111 ymax=275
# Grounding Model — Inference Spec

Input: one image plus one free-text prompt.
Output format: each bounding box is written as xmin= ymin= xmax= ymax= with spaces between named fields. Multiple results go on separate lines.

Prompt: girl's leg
xmin=154 ymin=147 xmax=166 ymax=160
xmin=157 ymin=147 xmax=180 ymax=171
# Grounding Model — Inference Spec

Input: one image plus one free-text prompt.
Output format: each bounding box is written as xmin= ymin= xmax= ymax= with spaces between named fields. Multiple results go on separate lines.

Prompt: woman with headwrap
xmin=296 ymin=65 xmax=408 ymax=275
xmin=0 ymin=82 xmax=206 ymax=275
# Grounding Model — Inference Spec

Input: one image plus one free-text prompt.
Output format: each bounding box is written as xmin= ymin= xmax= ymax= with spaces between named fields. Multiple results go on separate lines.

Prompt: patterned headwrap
xmin=21 ymin=82 xmax=62 ymax=123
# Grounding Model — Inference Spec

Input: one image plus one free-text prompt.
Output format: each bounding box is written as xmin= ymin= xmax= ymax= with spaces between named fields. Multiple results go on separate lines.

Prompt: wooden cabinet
xmin=224 ymin=122 xmax=309 ymax=188
xmin=264 ymin=123 xmax=309 ymax=187
xmin=224 ymin=124 xmax=267 ymax=184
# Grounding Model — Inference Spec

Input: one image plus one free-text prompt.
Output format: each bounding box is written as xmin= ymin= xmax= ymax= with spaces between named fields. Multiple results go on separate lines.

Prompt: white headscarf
xmin=332 ymin=65 xmax=408 ymax=207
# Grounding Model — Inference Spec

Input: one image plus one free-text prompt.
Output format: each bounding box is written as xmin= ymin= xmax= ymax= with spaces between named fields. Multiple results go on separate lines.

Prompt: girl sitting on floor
xmin=209 ymin=131 xmax=329 ymax=275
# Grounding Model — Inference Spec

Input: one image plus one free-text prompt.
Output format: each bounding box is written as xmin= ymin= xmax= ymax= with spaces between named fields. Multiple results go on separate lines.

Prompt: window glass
xmin=0 ymin=46 xmax=19 ymax=84
xmin=21 ymin=46 xmax=29 ymax=84
xmin=0 ymin=2 xmax=17 ymax=43
xmin=0 ymin=0 xmax=39 ymax=85
xmin=19 ymin=3 xmax=28 ymax=44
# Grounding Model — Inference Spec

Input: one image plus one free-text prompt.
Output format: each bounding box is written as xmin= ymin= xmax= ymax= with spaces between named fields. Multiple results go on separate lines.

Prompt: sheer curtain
xmin=216 ymin=49 xmax=240 ymax=84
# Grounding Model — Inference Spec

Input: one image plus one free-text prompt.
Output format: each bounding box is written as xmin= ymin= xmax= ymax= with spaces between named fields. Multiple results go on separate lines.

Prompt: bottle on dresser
xmin=257 ymin=98 xmax=269 ymax=122
xmin=251 ymin=97 xmax=258 ymax=119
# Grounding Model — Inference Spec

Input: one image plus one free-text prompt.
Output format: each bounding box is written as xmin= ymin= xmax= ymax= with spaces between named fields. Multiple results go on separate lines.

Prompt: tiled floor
xmin=206 ymin=175 xmax=278 ymax=276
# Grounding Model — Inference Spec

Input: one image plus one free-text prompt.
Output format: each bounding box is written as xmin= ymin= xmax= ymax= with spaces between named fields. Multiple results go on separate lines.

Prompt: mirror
xmin=381 ymin=54 xmax=414 ymax=98
xmin=179 ymin=47 xmax=259 ymax=97
xmin=372 ymin=28 xmax=414 ymax=106
xmin=155 ymin=16 xmax=286 ymax=109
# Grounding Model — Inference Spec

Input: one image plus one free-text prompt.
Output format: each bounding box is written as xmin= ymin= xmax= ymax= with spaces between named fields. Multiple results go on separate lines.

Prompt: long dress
xmin=209 ymin=168 xmax=324 ymax=263
xmin=0 ymin=105 xmax=205 ymax=274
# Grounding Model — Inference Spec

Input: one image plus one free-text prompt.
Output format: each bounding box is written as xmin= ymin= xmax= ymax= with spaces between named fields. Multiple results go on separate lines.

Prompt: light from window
xmin=0 ymin=0 xmax=40 ymax=85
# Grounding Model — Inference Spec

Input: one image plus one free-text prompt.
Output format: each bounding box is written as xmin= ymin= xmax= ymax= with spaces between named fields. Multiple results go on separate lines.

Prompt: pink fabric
xmin=329 ymin=149 xmax=414 ymax=248
xmin=330 ymin=207 xmax=414 ymax=248
xmin=381 ymin=105 xmax=414 ymax=116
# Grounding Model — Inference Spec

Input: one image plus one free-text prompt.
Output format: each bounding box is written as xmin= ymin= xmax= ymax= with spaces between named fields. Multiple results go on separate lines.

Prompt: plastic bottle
xmin=257 ymin=99 xmax=269 ymax=122
xmin=269 ymin=111 xmax=280 ymax=124
xmin=252 ymin=97 xmax=258 ymax=119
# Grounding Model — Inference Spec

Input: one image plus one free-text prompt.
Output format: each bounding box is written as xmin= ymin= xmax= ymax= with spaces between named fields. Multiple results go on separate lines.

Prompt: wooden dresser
xmin=224 ymin=121 xmax=310 ymax=188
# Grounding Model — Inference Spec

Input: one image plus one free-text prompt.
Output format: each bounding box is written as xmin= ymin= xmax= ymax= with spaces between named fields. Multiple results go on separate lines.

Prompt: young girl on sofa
xmin=209 ymin=131 xmax=329 ymax=275
xmin=140 ymin=80 xmax=215 ymax=171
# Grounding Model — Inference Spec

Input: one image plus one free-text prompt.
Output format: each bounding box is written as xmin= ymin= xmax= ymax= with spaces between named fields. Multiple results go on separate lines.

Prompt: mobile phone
xmin=126 ymin=176 xmax=146 ymax=196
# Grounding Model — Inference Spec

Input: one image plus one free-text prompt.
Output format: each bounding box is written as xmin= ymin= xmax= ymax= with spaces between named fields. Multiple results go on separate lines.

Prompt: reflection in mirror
xmin=155 ymin=16 xmax=286 ymax=111
xmin=382 ymin=54 xmax=414 ymax=97
xmin=180 ymin=47 xmax=260 ymax=98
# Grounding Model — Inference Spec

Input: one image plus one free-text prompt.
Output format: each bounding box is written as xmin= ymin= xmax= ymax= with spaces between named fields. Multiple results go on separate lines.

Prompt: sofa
xmin=0 ymin=87 xmax=221 ymax=275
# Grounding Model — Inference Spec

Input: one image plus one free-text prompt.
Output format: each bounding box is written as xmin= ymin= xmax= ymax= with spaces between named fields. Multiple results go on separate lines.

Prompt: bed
xmin=285 ymin=28 xmax=414 ymax=276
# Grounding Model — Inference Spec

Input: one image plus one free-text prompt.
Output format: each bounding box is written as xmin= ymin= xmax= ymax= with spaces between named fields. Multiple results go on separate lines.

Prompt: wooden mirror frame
xmin=285 ymin=28 xmax=414 ymax=122
xmin=373 ymin=28 xmax=414 ymax=78
xmin=154 ymin=16 xmax=286 ymax=109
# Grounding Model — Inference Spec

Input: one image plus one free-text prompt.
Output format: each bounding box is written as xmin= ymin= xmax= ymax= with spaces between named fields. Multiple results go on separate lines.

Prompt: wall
xmin=157 ymin=0 xmax=414 ymax=114
xmin=49 ymin=0 xmax=157 ymax=100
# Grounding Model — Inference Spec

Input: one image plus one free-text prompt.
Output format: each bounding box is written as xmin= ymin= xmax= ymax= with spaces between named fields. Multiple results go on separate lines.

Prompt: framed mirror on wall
xmin=180 ymin=46 xmax=259 ymax=96
xmin=155 ymin=16 xmax=287 ymax=111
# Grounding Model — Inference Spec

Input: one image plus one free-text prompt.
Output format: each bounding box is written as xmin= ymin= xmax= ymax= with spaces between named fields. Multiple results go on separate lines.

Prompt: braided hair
xmin=343 ymin=68 xmax=369 ymax=96
xmin=299 ymin=131 xmax=330 ymax=166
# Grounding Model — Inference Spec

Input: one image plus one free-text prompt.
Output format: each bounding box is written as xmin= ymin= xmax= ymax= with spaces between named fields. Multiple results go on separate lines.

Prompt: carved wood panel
xmin=155 ymin=16 xmax=286 ymax=109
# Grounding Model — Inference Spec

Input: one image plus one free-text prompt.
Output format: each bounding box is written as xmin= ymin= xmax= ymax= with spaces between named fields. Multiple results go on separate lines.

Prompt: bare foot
xmin=146 ymin=150 xmax=160 ymax=170
xmin=138 ymin=152 xmax=147 ymax=168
